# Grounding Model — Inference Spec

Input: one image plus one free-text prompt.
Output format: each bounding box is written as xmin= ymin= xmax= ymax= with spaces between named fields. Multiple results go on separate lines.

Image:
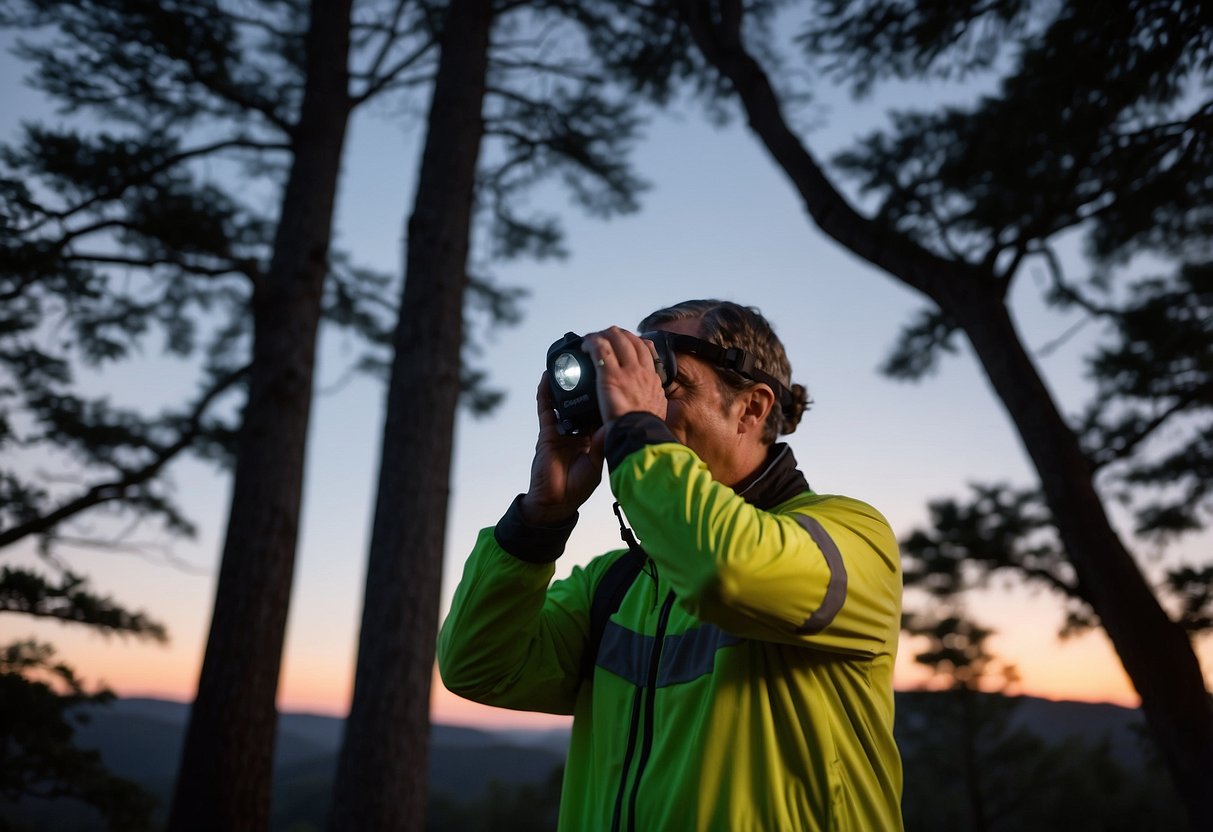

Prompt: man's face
xmin=651 ymin=317 xmax=751 ymax=486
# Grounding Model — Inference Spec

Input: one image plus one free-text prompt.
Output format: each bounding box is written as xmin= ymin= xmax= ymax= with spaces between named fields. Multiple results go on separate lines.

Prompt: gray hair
xmin=639 ymin=299 xmax=810 ymax=443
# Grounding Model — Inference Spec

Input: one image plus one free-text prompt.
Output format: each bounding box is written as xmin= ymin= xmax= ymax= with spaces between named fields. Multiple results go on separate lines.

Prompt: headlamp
xmin=546 ymin=332 xmax=601 ymax=435
xmin=545 ymin=332 xmax=673 ymax=436
xmin=552 ymin=351 xmax=583 ymax=392
xmin=642 ymin=331 xmax=795 ymax=418
xmin=545 ymin=329 xmax=793 ymax=436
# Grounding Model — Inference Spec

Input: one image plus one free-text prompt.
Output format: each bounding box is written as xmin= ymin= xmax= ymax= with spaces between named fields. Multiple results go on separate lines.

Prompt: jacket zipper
xmin=610 ymin=686 xmax=645 ymax=832
xmin=609 ymin=588 xmax=675 ymax=831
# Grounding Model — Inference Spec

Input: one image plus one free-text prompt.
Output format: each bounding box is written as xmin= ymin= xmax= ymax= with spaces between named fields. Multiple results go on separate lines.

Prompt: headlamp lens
xmin=553 ymin=352 xmax=582 ymax=391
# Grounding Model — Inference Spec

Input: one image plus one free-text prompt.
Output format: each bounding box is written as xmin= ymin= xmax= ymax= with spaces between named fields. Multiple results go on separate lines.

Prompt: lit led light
xmin=553 ymin=352 xmax=582 ymax=391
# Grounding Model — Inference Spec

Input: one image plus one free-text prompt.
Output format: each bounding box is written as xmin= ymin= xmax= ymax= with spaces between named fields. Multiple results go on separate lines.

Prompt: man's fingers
xmin=582 ymin=332 xmax=611 ymax=368
xmin=589 ymin=425 xmax=607 ymax=462
xmin=536 ymin=374 xmax=558 ymax=430
xmin=626 ymin=328 xmax=654 ymax=367
xmin=606 ymin=327 xmax=649 ymax=368
xmin=586 ymin=327 xmax=650 ymax=370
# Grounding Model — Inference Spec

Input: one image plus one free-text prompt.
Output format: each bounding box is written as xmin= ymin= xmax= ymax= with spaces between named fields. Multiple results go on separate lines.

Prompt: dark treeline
xmin=0 ymin=691 xmax=1181 ymax=832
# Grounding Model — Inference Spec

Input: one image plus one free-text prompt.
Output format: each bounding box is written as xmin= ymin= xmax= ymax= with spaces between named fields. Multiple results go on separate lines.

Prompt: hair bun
xmin=782 ymin=383 xmax=811 ymax=435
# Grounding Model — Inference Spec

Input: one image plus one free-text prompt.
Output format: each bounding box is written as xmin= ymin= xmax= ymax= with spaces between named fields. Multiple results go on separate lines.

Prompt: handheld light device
xmin=546 ymin=332 xmax=601 ymax=435
xmin=545 ymin=330 xmax=793 ymax=436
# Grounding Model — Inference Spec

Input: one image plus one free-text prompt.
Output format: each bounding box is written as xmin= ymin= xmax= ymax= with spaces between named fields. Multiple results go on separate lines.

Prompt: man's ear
xmin=737 ymin=384 xmax=775 ymax=436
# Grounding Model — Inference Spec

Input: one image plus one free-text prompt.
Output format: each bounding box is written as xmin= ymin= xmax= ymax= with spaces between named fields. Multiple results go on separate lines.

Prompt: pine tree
xmin=329 ymin=1 xmax=644 ymax=827
xmin=0 ymin=0 xmax=438 ymax=827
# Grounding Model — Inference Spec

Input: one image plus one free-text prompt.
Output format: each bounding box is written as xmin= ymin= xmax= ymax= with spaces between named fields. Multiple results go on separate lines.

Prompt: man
xmin=438 ymin=300 xmax=903 ymax=831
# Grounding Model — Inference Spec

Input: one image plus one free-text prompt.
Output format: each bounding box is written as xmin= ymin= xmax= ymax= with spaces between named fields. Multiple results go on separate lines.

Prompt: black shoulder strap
xmin=582 ymin=503 xmax=647 ymax=680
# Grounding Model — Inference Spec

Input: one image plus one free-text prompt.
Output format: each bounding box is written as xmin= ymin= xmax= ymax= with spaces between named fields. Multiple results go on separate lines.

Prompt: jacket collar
xmin=735 ymin=443 xmax=810 ymax=510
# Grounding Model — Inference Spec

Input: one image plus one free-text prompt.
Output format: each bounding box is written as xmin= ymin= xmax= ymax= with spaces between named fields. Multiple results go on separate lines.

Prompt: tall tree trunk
xmin=677 ymin=2 xmax=1213 ymax=828
xmin=327 ymin=0 xmax=493 ymax=828
xmin=167 ymin=1 xmax=353 ymax=829
xmin=954 ymin=289 xmax=1213 ymax=829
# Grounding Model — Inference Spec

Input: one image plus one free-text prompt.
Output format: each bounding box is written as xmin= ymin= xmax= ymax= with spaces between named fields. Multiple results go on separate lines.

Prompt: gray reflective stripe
xmin=659 ymin=624 xmax=744 ymax=686
xmin=597 ymin=621 xmax=743 ymax=688
xmin=596 ymin=621 xmax=650 ymax=687
xmin=794 ymin=514 xmax=848 ymax=634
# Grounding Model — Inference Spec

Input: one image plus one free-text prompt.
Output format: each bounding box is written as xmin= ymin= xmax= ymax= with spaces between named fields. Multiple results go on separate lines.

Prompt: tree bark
xmin=167 ymin=1 xmax=353 ymax=829
xmin=327 ymin=0 xmax=493 ymax=828
xmin=678 ymin=2 xmax=1213 ymax=828
xmin=955 ymin=288 xmax=1213 ymax=830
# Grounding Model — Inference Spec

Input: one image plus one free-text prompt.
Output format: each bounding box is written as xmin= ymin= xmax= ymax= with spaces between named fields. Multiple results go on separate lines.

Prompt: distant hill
xmin=90 ymin=696 xmax=564 ymax=795
xmin=3 ymin=692 xmax=1152 ymax=831
xmin=4 ymin=697 xmax=566 ymax=832
xmin=1008 ymin=694 xmax=1151 ymax=768
xmin=896 ymin=690 xmax=1151 ymax=769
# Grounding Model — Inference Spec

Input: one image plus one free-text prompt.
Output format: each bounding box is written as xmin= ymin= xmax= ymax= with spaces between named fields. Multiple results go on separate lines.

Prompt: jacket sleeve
xmin=436 ymin=509 xmax=612 ymax=715
xmin=609 ymin=440 xmax=902 ymax=657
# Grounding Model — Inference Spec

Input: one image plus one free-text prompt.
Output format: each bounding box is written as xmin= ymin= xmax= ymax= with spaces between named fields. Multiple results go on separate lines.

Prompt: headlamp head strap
xmin=642 ymin=331 xmax=796 ymax=418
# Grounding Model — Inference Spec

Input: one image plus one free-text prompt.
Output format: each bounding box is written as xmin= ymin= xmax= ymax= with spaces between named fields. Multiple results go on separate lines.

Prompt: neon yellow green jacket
xmin=438 ymin=419 xmax=903 ymax=831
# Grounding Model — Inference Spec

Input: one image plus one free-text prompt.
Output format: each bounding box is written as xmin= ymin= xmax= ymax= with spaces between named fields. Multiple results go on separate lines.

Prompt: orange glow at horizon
xmin=100 ymin=629 xmax=1178 ymax=728
xmin=892 ymin=630 xmax=1142 ymax=709
xmin=41 ymin=588 xmax=1212 ymax=726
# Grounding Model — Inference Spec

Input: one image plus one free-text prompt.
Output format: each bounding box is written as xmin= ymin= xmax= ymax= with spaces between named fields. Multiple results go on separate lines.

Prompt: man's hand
xmin=583 ymin=327 xmax=668 ymax=429
xmin=519 ymin=376 xmax=606 ymax=526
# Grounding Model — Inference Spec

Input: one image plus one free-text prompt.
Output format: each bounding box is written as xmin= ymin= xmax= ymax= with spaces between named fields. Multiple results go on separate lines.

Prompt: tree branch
xmin=63 ymin=253 xmax=261 ymax=284
xmin=352 ymin=69 xmax=435 ymax=103
xmin=1091 ymin=385 xmax=1212 ymax=471
xmin=674 ymin=0 xmax=987 ymax=306
xmin=0 ymin=365 xmax=249 ymax=550
xmin=19 ymin=136 xmax=291 ymax=237
xmin=358 ymin=0 xmax=413 ymax=83
xmin=226 ymin=11 xmax=302 ymax=42
xmin=23 ymin=218 xmax=148 ymax=252
xmin=175 ymin=50 xmax=294 ymax=135
xmin=353 ymin=37 xmax=437 ymax=105
xmin=1017 ymin=565 xmax=1082 ymax=600
xmin=0 ymin=567 xmax=168 ymax=641
xmin=994 ymin=241 xmax=1029 ymax=290
xmin=488 ymin=57 xmax=603 ymax=84
xmin=1033 ymin=243 xmax=1119 ymax=316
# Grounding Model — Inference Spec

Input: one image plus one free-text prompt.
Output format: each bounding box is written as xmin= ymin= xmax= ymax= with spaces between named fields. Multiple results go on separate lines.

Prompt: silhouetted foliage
xmin=0 ymin=567 xmax=167 ymax=640
xmin=899 ymin=608 xmax=1187 ymax=831
xmin=0 ymin=640 xmax=157 ymax=831
xmin=428 ymin=766 xmax=563 ymax=832
xmin=0 ymin=0 xmax=429 ymax=825
xmin=897 ymin=689 xmax=1187 ymax=832
xmin=1078 ymin=263 xmax=1213 ymax=540
xmin=0 ymin=508 xmax=167 ymax=826
xmin=815 ymin=0 xmax=1213 ymax=566
xmin=4 ymin=0 xmax=646 ymax=826
xmin=0 ymin=0 xmax=292 ymax=555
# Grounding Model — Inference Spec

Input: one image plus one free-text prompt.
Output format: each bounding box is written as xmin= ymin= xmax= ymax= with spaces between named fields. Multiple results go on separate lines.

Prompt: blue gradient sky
xmin=2 ymin=30 xmax=1209 ymax=729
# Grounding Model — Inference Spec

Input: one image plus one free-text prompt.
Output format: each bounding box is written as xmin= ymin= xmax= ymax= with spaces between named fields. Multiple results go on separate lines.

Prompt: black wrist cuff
xmin=493 ymin=494 xmax=578 ymax=563
xmin=606 ymin=412 xmax=678 ymax=471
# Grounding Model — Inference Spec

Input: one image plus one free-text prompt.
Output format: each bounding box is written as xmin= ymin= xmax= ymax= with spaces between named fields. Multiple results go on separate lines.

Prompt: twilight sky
xmin=2 ymin=25 xmax=1209 ymax=730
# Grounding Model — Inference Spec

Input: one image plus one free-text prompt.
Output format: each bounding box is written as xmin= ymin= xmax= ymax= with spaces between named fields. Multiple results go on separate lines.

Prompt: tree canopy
xmin=3 ymin=0 xmax=648 ymax=827
xmin=328 ymin=1 xmax=648 ymax=827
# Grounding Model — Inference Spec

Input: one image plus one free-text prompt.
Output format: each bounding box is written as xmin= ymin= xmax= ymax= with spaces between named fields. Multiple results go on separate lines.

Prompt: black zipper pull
xmin=612 ymin=501 xmax=644 ymax=557
xmin=614 ymin=502 xmax=660 ymax=605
